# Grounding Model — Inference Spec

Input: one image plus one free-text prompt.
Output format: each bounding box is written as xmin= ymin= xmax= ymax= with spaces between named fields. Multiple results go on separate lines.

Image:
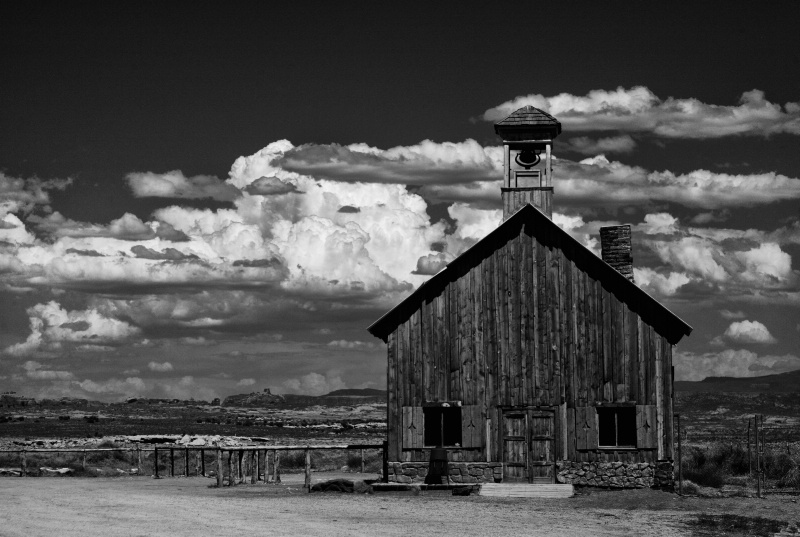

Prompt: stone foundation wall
xmin=556 ymin=461 xmax=674 ymax=489
xmin=388 ymin=462 xmax=503 ymax=484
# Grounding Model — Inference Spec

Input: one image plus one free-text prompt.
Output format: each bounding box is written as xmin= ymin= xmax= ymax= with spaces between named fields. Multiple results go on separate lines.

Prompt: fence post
xmin=170 ymin=448 xmax=175 ymax=477
xmin=251 ymin=451 xmax=257 ymax=484
xmin=755 ymin=414 xmax=761 ymax=498
xmin=228 ymin=451 xmax=236 ymax=486
xmin=83 ymin=449 xmax=87 ymax=471
xmin=255 ymin=450 xmax=260 ymax=481
xmin=137 ymin=446 xmax=143 ymax=475
xmin=201 ymin=449 xmax=205 ymax=477
xmin=154 ymin=447 xmax=159 ymax=478
xmin=360 ymin=448 xmax=365 ymax=474
xmin=747 ymin=419 xmax=752 ymax=476
xmin=184 ymin=448 xmax=189 ymax=477
xmin=676 ymin=414 xmax=682 ymax=495
xmin=273 ymin=450 xmax=281 ymax=484
xmin=216 ymin=449 xmax=223 ymax=487
xmin=21 ymin=449 xmax=26 ymax=477
xmin=304 ymin=448 xmax=311 ymax=490
xmin=382 ymin=440 xmax=389 ymax=483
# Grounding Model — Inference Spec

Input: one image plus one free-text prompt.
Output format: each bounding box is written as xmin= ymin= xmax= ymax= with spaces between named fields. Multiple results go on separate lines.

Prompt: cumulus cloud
xmin=282 ymin=372 xmax=346 ymax=396
xmin=277 ymin=139 xmax=502 ymax=185
xmin=327 ymin=340 xmax=376 ymax=350
xmin=237 ymin=378 xmax=256 ymax=386
xmin=148 ymin=361 xmax=174 ymax=372
xmin=418 ymin=155 xmax=800 ymax=211
xmin=723 ymin=320 xmax=777 ymax=344
xmin=634 ymin=267 xmax=691 ymax=297
xmin=22 ymin=360 xmax=73 ymax=380
xmin=244 ymin=176 xmax=299 ymax=196
xmin=29 ymin=212 xmax=189 ymax=241
xmin=4 ymin=301 xmax=140 ymax=356
xmin=0 ymin=173 xmax=72 ymax=215
xmin=566 ymin=135 xmax=637 ymax=155
xmin=77 ymin=377 xmax=147 ymax=396
xmin=720 ymin=309 xmax=746 ymax=319
xmin=126 ymin=170 xmax=240 ymax=201
xmin=413 ymin=252 xmax=451 ymax=275
xmin=675 ymin=349 xmax=800 ymax=381
xmin=482 ymin=87 xmax=800 ymax=138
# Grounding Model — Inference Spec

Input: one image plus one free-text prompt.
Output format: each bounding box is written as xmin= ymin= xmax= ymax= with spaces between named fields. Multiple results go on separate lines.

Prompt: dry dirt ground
xmin=1 ymin=474 xmax=799 ymax=537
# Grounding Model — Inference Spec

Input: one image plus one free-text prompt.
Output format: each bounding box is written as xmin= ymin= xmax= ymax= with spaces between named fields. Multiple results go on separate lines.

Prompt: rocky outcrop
xmin=223 ymin=389 xmax=285 ymax=407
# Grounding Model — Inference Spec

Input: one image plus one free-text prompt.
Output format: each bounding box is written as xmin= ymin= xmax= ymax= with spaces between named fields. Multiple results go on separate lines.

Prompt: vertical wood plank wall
xmin=387 ymin=220 xmax=674 ymax=464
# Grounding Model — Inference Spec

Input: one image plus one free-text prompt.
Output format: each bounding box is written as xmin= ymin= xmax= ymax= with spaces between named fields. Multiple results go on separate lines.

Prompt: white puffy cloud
xmin=566 ymin=135 xmax=637 ymax=155
xmin=327 ymin=340 xmax=376 ymax=350
xmin=276 ymin=139 xmax=503 ymax=185
xmin=4 ymin=301 xmax=140 ymax=356
xmin=22 ymin=360 xmax=73 ymax=380
xmin=674 ymin=349 xmax=800 ymax=381
xmin=639 ymin=213 xmax=679 ymax=235
xmin=0 ymin=173 xmax=72 ymax=215
xmin=29 ymin=212 xmax=187 ymax=241
xmin=634 ymin=267 xmax=691 ymax=296
xmin=734 ymin=243 xmax=792 ymax=284
xmin=0 ymin=213 xmax=36 ymax=245
xmin=482 ymin=87 xmax=800 ymax=138
xmin=148 ymin=361 xmax=174 ymax=372
xmin=77 ymin=377 xmax=147 ymax=395
xmin=723 ymin=320 xmax=777 ymax=344
xmin=445 ymin=203 xmax=502 ymax=254
xmin=127 ymin=170 xmax=239 ymax=201
xmin=281 ymin=372 xmax=346 ymax=396
xmin=418 ymin=155 xmax=800 ymax=211
xmin=236 ymin=378 xmax=256 ymax=387
xmin=720 ymin=309 xmax=746 ymax=319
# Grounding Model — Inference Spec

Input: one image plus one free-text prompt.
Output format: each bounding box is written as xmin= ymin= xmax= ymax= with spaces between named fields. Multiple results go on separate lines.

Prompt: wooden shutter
xmin=460 ymin=405 xmax=483 ymax=448
xmin=575 ymin=406 xmax=598 ymax=450
xmin=402 ymin=406 xmax=423 ymax=449
xmin=636 ymin=405 xmax=657 ymax=449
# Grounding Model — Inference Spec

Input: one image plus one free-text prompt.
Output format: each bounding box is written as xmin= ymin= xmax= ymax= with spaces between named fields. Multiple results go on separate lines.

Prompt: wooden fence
xmin=0 ymin=441 xmax=389 ymax=489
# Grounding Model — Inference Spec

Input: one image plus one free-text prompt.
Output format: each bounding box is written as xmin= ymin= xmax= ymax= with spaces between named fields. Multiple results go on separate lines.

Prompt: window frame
xmin=596 ymin=405 xmax=637 ymax=449
xmin=422 ymin=405 xmax=462 ymax=448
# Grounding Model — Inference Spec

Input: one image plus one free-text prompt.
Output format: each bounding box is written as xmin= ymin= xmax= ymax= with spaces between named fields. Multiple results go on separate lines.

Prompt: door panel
xmin=502 ymin=408 xmax=555 ymax=483
xmin=502 ymin=412 xmax=527 ymax=482
xmin=529 ymin=411 xmax=554 ymax=483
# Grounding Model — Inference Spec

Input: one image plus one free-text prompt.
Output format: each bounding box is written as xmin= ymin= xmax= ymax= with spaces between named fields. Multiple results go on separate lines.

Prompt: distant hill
xmin=324 ymin=388 xmax=385 ymax=397
xmin=675 ymin=369 xmax=800 ymax=393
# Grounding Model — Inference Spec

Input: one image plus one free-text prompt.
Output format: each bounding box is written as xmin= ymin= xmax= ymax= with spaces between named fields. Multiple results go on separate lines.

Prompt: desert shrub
xmin=776 ymin=458 xmax=800 ymax=488
xmin=346 ymin=450 xmax=382 ymax=472
xmin=681 ymin=446 xmax=727 ymax=488
xmin=762 ymin=451 xmax=794 ymax=480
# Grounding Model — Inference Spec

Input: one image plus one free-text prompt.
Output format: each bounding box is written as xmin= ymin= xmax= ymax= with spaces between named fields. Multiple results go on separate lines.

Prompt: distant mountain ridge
xmin=324 ymin=388 xmax=385 ymax=397
xmin=675 ymin=369 xmax=800 ymax=393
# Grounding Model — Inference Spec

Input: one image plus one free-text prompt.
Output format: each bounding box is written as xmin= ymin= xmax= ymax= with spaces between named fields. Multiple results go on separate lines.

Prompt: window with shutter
xmin=422 ymin=406 xmax=462 ymax=447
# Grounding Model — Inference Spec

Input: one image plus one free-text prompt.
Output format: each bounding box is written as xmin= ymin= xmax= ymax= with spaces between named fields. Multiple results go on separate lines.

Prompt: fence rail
xmin=0 ymin=441 xmax=389 ymax=489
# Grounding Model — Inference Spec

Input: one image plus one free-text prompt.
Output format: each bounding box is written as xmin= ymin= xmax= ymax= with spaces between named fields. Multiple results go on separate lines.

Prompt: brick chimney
xmin=600 ymin=225 xmax=634 ymax=282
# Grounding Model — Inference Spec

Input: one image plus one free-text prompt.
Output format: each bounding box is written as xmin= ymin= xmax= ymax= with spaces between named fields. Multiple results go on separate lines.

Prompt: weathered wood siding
xmin=387 ymin=219 xmax=674 ymax=464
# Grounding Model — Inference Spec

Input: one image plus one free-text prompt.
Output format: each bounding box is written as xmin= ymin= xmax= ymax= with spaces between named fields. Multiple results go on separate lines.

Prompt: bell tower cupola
xmin=494 ymin=106 xmax=561 ymax=221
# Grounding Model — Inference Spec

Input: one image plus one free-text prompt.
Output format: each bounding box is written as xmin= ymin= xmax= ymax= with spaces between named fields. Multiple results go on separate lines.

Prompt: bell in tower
xmin=494 ymin=106 xmax=561 ymax=220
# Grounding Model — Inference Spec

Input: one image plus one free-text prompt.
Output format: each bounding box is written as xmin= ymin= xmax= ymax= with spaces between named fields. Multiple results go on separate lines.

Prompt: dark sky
xmin=2 ymin=1 xmax=799 ymax=400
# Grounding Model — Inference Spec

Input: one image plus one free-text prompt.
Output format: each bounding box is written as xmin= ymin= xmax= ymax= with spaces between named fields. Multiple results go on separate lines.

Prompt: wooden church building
xmin=368 ymin=106 xmax=692 ymax=488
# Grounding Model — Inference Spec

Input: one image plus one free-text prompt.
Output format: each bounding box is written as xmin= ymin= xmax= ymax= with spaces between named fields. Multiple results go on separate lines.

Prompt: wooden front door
xmin=501 ymin=408 xmax=555 ymax=483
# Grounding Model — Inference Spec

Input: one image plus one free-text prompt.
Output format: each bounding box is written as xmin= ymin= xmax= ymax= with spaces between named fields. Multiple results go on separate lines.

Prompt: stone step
xmin=479 ymin=483 xmax=574 ymax=498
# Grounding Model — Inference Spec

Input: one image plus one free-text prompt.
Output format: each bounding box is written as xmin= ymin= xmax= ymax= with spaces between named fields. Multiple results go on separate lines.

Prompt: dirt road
xmin=1 ymin=476 xmax=798 ymax=537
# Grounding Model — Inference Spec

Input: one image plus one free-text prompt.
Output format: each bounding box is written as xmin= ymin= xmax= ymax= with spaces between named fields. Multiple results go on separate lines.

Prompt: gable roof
xmin=368 ymin=203 xmax=692 ymax=344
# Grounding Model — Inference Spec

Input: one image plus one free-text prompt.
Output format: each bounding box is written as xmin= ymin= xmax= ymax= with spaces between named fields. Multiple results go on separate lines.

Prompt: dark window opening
xmin=423 ymin=406 xmax=462 ymax=447
xmin=597 ymin=407 xmax=636 ymax=447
